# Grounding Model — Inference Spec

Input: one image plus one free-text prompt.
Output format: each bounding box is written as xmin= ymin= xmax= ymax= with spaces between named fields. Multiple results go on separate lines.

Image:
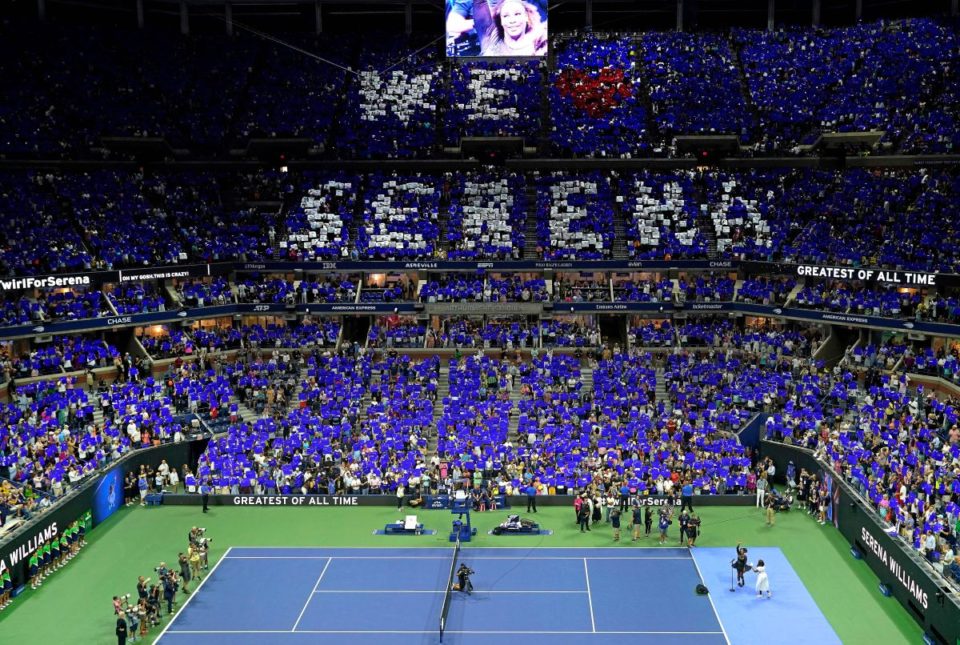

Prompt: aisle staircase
xmin=654 ymin=367 xmax=668 ymax=403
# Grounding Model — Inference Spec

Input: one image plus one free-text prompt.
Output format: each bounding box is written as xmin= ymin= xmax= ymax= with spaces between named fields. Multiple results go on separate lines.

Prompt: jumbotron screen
xmin=446 ymin=0 xmax=549 ymax=57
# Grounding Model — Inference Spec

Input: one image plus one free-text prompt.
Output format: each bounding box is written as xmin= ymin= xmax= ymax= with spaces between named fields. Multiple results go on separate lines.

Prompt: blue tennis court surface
xmin=155 ymin=546 xmax=830 ymax=645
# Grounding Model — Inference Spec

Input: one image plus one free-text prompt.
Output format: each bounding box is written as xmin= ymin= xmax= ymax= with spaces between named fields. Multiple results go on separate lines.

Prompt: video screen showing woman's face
xmin=446 ymin=0 xmax=548 ymax=58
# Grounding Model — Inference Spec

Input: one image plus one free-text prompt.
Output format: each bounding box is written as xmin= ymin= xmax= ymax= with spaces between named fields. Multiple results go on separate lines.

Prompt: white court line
xmin=312 ymin=589 xmax=588 ymax=594
xmin=291 ymin=557 xmax=332 ymax=632
xmin=225 ymin=556 xmax=691 ymax=561
xmin=689 ymin=551 xmax=732 ymax=645
xmin=583 ymin=558 xmax=596 ymax=633
xmin=168 ymin=629 xmax=725 ymax=635
xmin=229 ymin=545 xmax=692 ymax=550
xmin=155 ymin=546 xmax=233 ymax=644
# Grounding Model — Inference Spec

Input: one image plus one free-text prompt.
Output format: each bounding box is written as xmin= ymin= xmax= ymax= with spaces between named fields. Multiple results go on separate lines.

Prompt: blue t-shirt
xmin=682 ymin=484 xmax=693 ymax=497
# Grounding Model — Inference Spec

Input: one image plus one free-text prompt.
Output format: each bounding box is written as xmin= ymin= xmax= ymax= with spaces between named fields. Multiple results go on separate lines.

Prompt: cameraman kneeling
xmin=456 ymin=563 xmax=474 ymax=595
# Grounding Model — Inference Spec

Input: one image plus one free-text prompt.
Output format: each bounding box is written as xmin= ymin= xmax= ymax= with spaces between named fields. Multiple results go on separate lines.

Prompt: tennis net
xmin=439 ymin=536 xmax=461 ymax=642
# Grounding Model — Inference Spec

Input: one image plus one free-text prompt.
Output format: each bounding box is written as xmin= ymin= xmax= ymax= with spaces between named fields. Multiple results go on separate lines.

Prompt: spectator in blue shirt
xmin=680 ymin=480 xmax=694 ymax=513
xmin=525 ymin=483 xmax=537 ymax=513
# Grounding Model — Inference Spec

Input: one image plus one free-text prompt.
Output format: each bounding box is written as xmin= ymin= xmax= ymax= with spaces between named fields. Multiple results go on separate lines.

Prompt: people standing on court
xmin=610 ymin=508 xmax=622 ymax=542
xmin=680 ymin=479 xmax=694 ymax=513
xmin=526 ymin=483 xmax=537 ymax=513
xmin=573 ymin=494 xmax=584 ymax=525
xmin=756 ymin=472 xmax=768 ymax=508
xmin=765 ymin=496 xmax=776 ymax=527
xmin=734 ymin=543 xmax=750 ymax=588
xmin=200 ymin=479 xmax=210 ymax=513
xmin=644 ymin=505 xmax=653 ymax=537
xmin=754 ymin=559 xmax=771 ymax=598
xmin=116 ymin=611 xmax=128 ymax=645
xmin=687 ymin=512 xmax=701 ymax=547
xmin=678 ymin=509 xmax=690 ymax=545
xmin=631 ymin=504 xmax=643 ymax=541
xmin=657 ymin=509 xmax=671 ymax=544
xmin=578 ymin=501 xmax=591 ymax=532
xmin=396 ymin=483 xmax=405 ymax=512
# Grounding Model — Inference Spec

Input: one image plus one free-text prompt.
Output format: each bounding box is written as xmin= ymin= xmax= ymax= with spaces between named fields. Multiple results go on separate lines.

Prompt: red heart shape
xmin=556 ymin=67 xmax=633 ymax=118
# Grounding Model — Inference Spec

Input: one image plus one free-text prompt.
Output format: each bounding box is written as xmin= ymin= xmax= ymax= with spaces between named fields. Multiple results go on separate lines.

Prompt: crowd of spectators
xmin=2 ymin=19 xmax=960 ymax=157
xmin=444 ymin=172 xmax=525 ymax=261
xmin=772 ymin=372 xmax=960 ymax=586
xmin=613 ymin=278 xmax=675 ymax=303
xmin=444 ymin=61 xmax=542 ymax=144
xmin=368 ymin=318 xmax=427 ymax=349
xmin=619 ymin=171 xmax=707 ymax=260
xmin=793 ymin=280 xmax=921 ymax=318
xmin=2 ymin=167 xmax=960 ymax=274
xmin=536 ymin=172 xmax=614 ymax=260
xmin=550 ymin=33 xmax=649 ymax=157
xmin=736 ymin=277 xmax=796 ymax=305
xmin=359 ymin=174 xmax=440 ymax=260
xmin=678 ymin=276 xmax=735 ymax=302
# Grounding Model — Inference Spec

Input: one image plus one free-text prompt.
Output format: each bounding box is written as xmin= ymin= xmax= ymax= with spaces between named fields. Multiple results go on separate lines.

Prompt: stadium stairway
xmin=581 ymin=364 xmax=594 ymax=400
xmin=228 ymin=394 xmax=261 ymax=427
xmin=507 ymin=379 xmax=523 ymax=443
xmin=522 ymin=179 xmax=539 ymax=259
xmin=654 ymin=367 xmax=668 ymax=404
xmin=729 ymin=37 xmax=762 ymax=143
xmin=783 ymin=281 xmax=804 ymax=307
xmin=696 ymin=208 xmax=719 ymax=259
xmin=426 ymin=364 xmax=449 ymax=456
xmin=612 ymin=203 xmax=629 ymax=259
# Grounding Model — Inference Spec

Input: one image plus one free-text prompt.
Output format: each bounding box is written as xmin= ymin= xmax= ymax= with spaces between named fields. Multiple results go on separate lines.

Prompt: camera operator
xmin=136 ymin=576 xmax=149 ymax=603
xmin=126 ymin=603 xmax=142 ymax=644
xmin=456 ymin=563 xmax=474 ymax=595
xmin=112 ymin=594 xmax=130 ymax=616
xmin=178 ymin=552 xmax=191 ymax=594
xmin=147 ymin=584 xmax=162 ymax=625
xmin=162 ymin=570 xmax=178 ymax=615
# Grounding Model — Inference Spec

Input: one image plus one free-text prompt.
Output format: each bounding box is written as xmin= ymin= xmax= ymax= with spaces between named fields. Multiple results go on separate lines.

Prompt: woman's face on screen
xmin=500 ymin=1 xmax=528 ymax=38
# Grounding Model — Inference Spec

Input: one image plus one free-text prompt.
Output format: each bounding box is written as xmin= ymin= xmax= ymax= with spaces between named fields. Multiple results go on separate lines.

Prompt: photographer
xmin=147 ymin=584 xmax=162 ymax=625
xmin=136 ymin=576 xmax=149 ymax=603
xmin=162 ymin=571 xmax=178 ymax=615
xmin=126 ymin=604 xmax=142 ymax=644
xmin=178 ymin=552 xmax=191 ymax=594
xmin=456 ymin=563 xmax=474 ymax=595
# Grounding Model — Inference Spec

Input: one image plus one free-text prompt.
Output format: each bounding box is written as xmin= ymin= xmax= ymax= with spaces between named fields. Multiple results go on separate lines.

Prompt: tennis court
xmin=156 ymin=546 xmax=731 ymax=645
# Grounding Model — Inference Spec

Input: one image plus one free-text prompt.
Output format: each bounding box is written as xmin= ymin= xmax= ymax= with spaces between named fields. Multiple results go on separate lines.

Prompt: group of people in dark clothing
xmin=575 ymin=493 xmax=702 ymax=545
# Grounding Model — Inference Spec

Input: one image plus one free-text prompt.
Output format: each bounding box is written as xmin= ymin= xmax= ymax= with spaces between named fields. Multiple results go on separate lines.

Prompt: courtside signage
xmin=231 ymin=496 xmax=360 ymax=506
xmin=860 ymin=526 xmax=929 ymax=611
xmin=0 ymin=520 xmax=58 ymax=577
